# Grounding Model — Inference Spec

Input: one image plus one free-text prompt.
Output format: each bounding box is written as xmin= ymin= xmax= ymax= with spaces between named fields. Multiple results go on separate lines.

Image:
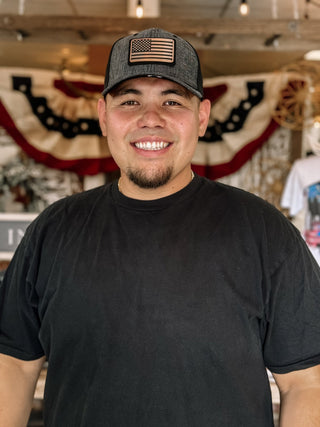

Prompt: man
xmin=1 ymin=28 xmax=320 ymax=427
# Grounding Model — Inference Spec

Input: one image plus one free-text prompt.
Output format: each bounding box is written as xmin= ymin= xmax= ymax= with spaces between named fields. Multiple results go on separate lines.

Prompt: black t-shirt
xmin=1 ymin=175 xmax=320 ymax=426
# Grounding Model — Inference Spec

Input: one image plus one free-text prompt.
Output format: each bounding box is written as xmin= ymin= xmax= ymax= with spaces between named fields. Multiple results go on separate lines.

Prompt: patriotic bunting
xmin=0 ymin=67 xmax=288 ymax=178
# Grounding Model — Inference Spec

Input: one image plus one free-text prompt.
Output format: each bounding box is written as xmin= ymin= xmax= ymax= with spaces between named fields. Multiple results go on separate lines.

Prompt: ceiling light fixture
xmin=239 ymin=0 xmax=250 ymax=16
xmin=271 ymin=0 xmax=278 ymax=19
xmin=292 ymin=0 xmax=299 ymax=19
xmin=18 ymin=0 xmax=25 ymax=15
xmin=304 ymin=50 xmax=320 ymax=60
xmin=127 ymin=0 xmax=159 ymax=18
xmin=305 ymin=0 xmax=320 ymax=19
xmin=136 ymin=0 xmax=144 ymax=18
xmin=264 ymin=34 xmax=281 ymax=47
xmin=16 ymin=30 xmax=28 ymax=41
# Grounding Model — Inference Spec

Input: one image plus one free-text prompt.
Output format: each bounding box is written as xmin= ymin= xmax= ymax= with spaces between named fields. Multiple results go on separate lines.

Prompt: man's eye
xmin=121 ymin=100 xmax=138 ymax=106
xmin=164 ymin=100 xmax=180 ymax=106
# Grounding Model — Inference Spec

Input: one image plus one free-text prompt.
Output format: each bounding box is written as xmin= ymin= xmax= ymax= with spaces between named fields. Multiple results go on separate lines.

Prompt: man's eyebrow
xmin=110 ymin=87 xmax=141 ymax=97
xmin=161 ymin=88 xmax=192 ymax=98
xmin=109 ymin=85 xmax=192 ymax=98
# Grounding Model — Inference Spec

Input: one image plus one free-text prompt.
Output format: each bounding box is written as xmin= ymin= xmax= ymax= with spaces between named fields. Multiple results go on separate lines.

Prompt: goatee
xmin=127 ymin=167 xmax=173 ymax=189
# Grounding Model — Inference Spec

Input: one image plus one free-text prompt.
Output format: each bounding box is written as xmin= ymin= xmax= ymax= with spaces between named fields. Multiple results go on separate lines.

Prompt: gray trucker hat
xmin=102 ymin=28 xmax=204 ymax=99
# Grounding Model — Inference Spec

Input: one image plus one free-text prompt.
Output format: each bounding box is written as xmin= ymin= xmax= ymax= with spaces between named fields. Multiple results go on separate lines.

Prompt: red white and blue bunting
xmin=0 ymin=67 xmax=287 ymax=178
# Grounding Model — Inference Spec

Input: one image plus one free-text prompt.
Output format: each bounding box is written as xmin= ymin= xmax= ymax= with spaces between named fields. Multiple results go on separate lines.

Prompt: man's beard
xmin=126 ymin=166 xmax=173 ymax=189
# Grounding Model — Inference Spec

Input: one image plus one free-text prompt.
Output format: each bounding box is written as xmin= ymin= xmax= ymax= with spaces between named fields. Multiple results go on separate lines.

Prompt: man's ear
xmin=198 ymin=98 xmax=211 ymax=137
xmin=97 ymin=98 xmax=107 ymax=136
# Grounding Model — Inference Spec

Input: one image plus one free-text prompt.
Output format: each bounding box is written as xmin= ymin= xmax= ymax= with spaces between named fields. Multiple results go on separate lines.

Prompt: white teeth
xmin=134 ymin=141 xmax=169 ymax=151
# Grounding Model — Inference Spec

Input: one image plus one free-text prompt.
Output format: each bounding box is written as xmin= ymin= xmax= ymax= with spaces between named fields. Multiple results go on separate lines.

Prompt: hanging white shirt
xmin=281 ymin=155 xmax=320 ymax=266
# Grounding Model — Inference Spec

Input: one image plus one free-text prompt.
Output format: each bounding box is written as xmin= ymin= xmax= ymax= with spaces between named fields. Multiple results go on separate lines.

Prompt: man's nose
xmin=137 ymin=106 xmax=165 ymax=128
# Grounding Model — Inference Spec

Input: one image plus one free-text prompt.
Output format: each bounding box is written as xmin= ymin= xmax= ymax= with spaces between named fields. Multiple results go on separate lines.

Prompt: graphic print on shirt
xmin=305 ymin=182 xmax=320 ymax=248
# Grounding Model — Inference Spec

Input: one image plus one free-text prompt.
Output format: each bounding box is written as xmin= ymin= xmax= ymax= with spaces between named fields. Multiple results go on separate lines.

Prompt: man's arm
xmin=0 ymin=353 xmax=46 ymax=426
xmin=273 ymin=364 xmax=320 ymax=426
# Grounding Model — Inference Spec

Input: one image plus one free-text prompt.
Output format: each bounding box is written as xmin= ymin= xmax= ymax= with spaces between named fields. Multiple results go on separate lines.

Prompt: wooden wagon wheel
xmin=272 ymin=79 xmax=310 ymax=130
xmin=272 ymin=61 xmax=320 ymax=130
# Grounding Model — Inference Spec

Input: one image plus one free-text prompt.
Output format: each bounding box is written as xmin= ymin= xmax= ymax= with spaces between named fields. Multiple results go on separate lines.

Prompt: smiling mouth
xmin=134 ymin=141 xmax=170 ymax=151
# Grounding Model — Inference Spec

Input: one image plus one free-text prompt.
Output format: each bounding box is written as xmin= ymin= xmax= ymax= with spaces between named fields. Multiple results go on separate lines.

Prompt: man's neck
xmin=118 ymin=170 xmax=195 ymax=201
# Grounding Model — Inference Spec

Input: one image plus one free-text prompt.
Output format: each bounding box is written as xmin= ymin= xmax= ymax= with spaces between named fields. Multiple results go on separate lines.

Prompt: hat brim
xmin=101 ymin=73 xmax=203 ymax=99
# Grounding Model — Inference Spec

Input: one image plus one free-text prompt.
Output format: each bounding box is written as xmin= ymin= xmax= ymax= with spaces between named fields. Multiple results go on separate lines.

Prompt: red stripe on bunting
xmin=53 ymin=79 xmax=104 ymax=98
xmin=192 ymin=119 xmax=279 ymax=180
xmin=0 ymin=100 xmax=118 ymax=176
xmin=203 ymin=84 xmax=228 ymax=104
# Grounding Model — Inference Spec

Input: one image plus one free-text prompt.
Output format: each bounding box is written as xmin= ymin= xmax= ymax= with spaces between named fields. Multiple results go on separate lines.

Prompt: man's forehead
xmin=111 ymin=77 xmax=193 ymax=97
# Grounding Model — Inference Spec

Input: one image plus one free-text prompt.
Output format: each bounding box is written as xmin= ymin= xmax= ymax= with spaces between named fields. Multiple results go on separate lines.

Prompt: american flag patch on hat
xmin=129 ymin=37 xmax=175 ymax=64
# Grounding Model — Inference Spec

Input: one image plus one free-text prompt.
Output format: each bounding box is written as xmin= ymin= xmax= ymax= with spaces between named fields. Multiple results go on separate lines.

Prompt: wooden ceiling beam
xmin=0 ymin=15 xmax=320 ymax=40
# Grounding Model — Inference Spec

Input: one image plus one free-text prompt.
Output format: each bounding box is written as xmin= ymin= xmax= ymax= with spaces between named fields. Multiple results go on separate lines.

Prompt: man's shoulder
xmin=199 ymin=177 xmax=295 ymax=236
xmin=45 ymin=183 xmax=111 ymax=213
xmin=30 ymin=183 xmax=113 ymax=232
xmin=199 ymin=177 xmax=275 ymax=211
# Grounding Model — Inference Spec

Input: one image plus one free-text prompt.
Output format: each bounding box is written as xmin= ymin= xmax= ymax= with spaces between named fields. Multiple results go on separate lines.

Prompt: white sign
xmin=0 ymin=213 xmax=37 ymax=260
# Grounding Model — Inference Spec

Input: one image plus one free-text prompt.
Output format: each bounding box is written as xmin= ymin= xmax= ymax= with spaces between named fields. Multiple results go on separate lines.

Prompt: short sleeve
xmin=280 ymin=162 xmax=304 ymax=216
xmin=263 ymin=229 xmax=320 ymax=374
xmin=0 ymin=224 xmax=45 ymax=360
